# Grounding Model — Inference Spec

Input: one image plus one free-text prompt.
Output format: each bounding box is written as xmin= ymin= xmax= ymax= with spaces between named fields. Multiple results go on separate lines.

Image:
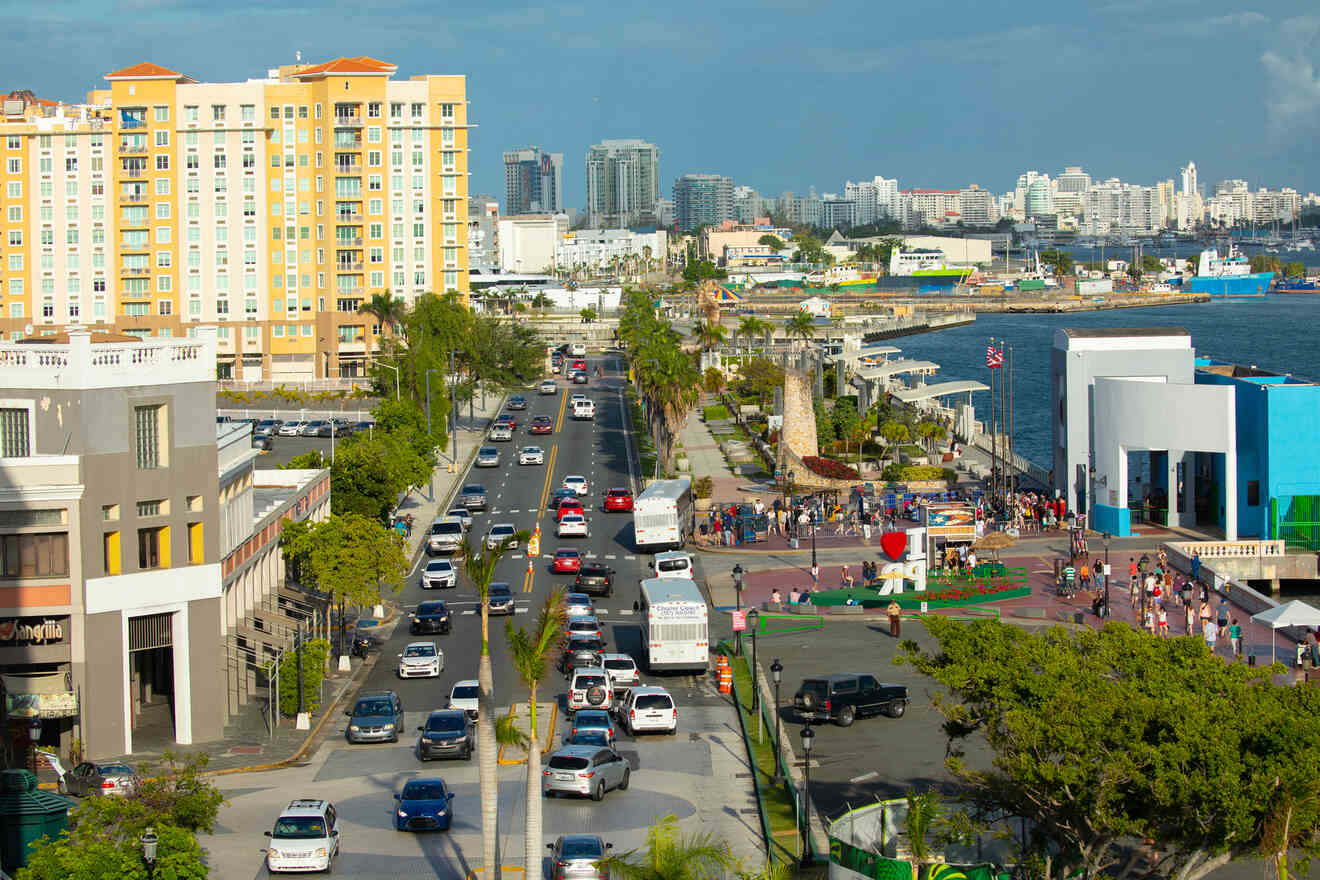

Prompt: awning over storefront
xmin=2 ymin=673 xmax=78 ymax=719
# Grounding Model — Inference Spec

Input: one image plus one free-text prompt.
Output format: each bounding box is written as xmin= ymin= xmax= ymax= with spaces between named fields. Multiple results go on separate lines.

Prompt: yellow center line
xmin=553 ymin=387 xmax=569 ymax=434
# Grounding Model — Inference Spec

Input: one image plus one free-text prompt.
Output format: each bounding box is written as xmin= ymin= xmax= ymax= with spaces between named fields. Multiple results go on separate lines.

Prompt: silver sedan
xmin=519 ymin=446 xmax=545 ymax=465
xmin=61 ymin=761 xmax=140 ymax=797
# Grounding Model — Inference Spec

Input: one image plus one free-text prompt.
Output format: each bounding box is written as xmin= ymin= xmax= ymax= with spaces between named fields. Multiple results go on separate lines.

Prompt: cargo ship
xmin=1184 ymin=246 xmax=1272 ymax=297
xmin=888 ymin=248 xmax=975 ymax=286
xmin=1277 ymin=278 xmax=1320 ymax=294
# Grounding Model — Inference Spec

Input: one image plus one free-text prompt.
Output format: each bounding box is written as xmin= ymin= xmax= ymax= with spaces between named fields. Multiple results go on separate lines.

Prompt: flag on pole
xmin=986 ymin=343 xmax=1004 ymax=368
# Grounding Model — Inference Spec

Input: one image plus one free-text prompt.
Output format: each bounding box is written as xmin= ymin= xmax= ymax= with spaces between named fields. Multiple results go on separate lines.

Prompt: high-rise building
xmin=672 ymin=173 xmax=733 ymax=231
xmin=0 ymin=58 xmax=470 ymax=381
xmin=1181 ymin=161 xmax=1198 ymax=198
xmin=502 ymin=147 xmax=562 ymax=215
xmin=957 ymin=185 xmax=996 ymax=226
xmin=844 ymin=176 xmax=900 ymax=225
xmin=1054 ymin=166 xmax=1091 ymax=218
xmin=584 ymin=139 xmax=660 ymax=228
xmin=468 ymin=194 xmax=500 ymax=273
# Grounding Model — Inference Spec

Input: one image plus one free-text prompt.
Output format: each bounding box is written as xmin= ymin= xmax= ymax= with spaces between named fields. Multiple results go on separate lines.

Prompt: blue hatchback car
xmin=568 ymin=709 xmax=616 ymax=746
xmin=394 ymin=778 xmax=455 ymax=832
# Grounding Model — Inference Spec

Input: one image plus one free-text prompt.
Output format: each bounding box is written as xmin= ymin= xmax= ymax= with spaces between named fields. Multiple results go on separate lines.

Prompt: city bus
xmin=636 ymin=577 xmax=709 ymax=674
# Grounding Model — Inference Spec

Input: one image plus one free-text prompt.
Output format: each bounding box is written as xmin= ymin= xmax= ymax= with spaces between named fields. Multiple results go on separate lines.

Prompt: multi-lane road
xmin=201 ymin=355 xmax=763 ymax=878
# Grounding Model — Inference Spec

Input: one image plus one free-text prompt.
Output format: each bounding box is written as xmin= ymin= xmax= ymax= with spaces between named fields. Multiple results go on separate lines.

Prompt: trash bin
xmin=0 ymin=768 xmax=75 ymax=872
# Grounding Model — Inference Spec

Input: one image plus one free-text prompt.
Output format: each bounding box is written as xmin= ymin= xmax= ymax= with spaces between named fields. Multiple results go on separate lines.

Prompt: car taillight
xmin=101 ymin=781 xmax=115 ymax=789
xmin=630 ymin=710 xmax=636 ymax=720
xmin=542 ymin=770 xmax=552 ymax=776
xmin=579 ymin=771 xmax=595 ymax=778
xmin=824 ymin=700 xmax=831 ymax=712
xmin=557 ymin=861 xmax=568 ymax=867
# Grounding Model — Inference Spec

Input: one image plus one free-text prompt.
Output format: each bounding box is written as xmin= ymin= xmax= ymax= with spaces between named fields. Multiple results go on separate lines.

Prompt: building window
xmin=134 ymin=404 xmax=165 ymax=469
xmin=0 ymin=408 xmax=31 ymax=457
xmin=136 ymin=499 xmax=168 ymax=517
xmin=187 ymin=522 xmax=204 ymax=564
xmin=137 ymin=526 xmax=166 ymax=569
xmin=0 ymin=532 xmax=69 ymax=578
xmin=1247 ymin=481 xmax=1261 ymax=507
xmin=103 ymin=531 xmax=121 ymax=575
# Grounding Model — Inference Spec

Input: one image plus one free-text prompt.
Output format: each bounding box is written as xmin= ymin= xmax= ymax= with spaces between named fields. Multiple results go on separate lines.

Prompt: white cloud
xmin=1260 ymin=14 xmax=1320 ymax=140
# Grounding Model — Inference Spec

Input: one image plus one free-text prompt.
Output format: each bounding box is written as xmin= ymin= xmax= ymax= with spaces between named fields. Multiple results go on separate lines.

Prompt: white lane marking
xmin=509 ymin=509 xmax=521 ymax=513
xmin=514 ymin=607 xmax=529 ymax=615
xmin=625 ymin=555 xmax=637 ymax=560
xmin=509 ymin=554 xmax=523 ymax=559
xmin=604 ymin=554 xmax=617 ymax=559
xmin=461 ymin=610 xmax=476 ymax=616
xmin=617 ymin=609 xmax=633 ymax=616
xmin=585 ymin=554 xmax=599 ymax=559
xmin=850 ymin=771 xmax=880 ymax=783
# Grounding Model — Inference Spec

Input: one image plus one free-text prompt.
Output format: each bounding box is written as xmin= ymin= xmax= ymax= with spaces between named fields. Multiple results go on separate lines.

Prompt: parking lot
xmin=751 ymin=618 xmax=993 ymax=824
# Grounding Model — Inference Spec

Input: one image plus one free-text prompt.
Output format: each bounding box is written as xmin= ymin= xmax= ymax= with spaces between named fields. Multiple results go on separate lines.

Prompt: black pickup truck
xmin=793 ymin=673 xmax=908 ymax=726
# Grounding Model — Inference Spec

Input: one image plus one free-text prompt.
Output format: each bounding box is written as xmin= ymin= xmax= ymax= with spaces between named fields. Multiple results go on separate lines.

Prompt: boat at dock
xmin=1277 ymin=278 xmax=1320 ymax=294
xmin=1183 ymin=245 xmax=1272 ymax=297
xmin=888 ymin=248 xmax=975 ymax=287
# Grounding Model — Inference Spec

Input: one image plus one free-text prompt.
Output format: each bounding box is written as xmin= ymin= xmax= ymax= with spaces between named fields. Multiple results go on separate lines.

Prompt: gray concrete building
xmin=503 ymin=147 xmax=563 ymax=215
xmin=584 ymin=139 xmax=660 ymax=229
xmin=672 ymin=174 xmax=733 ymax=232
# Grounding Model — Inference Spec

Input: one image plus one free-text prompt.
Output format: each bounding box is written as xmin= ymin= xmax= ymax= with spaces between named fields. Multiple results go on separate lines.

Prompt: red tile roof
xmin=292 ymin=56 xmax=397 ymax=77
xmin=104 ymin=62 xmax=193 ymax=81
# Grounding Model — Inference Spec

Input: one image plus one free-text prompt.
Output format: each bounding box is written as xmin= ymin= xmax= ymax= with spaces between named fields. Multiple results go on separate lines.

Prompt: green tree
xmin=1039 ymin=248 xmax=1074 ymax=276
xmin=792 ymin=232 xmax=827 ymax=265
xmin=898 ymin=617 xmax=1320 ymax=880
xmin=461 ymin=528 xmax=527 ymax=877
xmin=327 ymin=431 xmax=430 ymax=522
xmin=784 ymin=310 xmax=816 ymax=349
xmin=280 ymin=450 xmax=327 ymax=470
xmin=1140 ymin=254 xmax=1163 ymax=273
xmin=735 ymin=315 xmax=771 ymax=351
xmin=693 ymin=320 xmax=727 ymax=352
xmin=580 ymin=307 xmax=597 ymax=323
xmin=1250 ymin=254 xmax=1283 ymax=276
xmin=814 ymin=398 xmax=834 ymax=451
xmin=505 ymin=589 xmax=568 ymax=875
xmin=1185 ymin=253 xmax=1201 ymax=275
xmin=832 ymin=397 xmax=863 ymax=462
xmin=530 ymin=291 xmax=552 ymax=314
xmin=877 ymin=420 xmax=909 ymax=461
xmin=268 ymin=637 xmax=331 ymax=715
xmin=681 ymin=260 xmax=726 ymax=282
xmin=702 ymin=366 xmax=725 ymax=393
xmin=735 ymin=357 xmax=784 ymax=410
xmin=598 ymin=814 xmax=733 ymax=880
xmin=757 ymin=234 xmax=784 ymax=250
xmin=358 ymin=291 xmax=404 ymax=338
xmin=1284 ymin=261 xmax=1307 ymax=278
xmin=916 ymin=419 xmax=947 ymax=455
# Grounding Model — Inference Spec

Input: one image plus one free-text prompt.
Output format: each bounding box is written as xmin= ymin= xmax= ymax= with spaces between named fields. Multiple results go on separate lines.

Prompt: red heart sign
xmin=880 ymin=531 xmax=907 ymax=562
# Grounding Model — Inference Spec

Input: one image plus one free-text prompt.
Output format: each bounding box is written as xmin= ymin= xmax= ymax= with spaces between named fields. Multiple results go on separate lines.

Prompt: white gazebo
xmin=1250 ymin=600 xmax=1320 ymax=665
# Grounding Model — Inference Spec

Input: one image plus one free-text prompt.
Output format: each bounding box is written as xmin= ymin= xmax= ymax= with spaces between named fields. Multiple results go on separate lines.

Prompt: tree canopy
xmin=899 ymin=617 xmax=1320 ymax=880
xmin=618 ymin=289 xmax=702 ymax=474
xmin=281 ymin=512 xmax=408 ymax=607
xmin=1038 ymin=247 xmax=1074 ymax=276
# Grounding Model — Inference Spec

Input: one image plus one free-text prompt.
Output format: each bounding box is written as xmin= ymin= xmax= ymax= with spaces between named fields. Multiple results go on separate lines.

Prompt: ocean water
xmin=892 ymin=295 xmax=1320 ymax=469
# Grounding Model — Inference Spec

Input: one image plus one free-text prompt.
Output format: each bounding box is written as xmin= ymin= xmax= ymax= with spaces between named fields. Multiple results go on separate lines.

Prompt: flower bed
xmin=807 ymin=581 xmax=1031 ymax=609
xmin=801 ymin=456 xmax=860 ymax=480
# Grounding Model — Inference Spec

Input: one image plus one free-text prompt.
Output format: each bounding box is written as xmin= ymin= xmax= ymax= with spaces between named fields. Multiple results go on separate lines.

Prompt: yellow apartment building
xmin=0 ymin=57 xmax=469 ymax=381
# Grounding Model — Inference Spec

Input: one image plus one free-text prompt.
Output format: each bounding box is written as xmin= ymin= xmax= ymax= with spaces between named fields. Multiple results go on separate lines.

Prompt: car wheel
xmin=884 ymin=701 xmax=907 ymax=719
xmin=838 ymin=705 xmax=856 ymax=727
xmin=799 ymin=692 xmax=817 ymax=712
xmin=619 ymin=768 xmax=630 ymax=790
xmin=592 ymin=781 xmax=605 ymax=802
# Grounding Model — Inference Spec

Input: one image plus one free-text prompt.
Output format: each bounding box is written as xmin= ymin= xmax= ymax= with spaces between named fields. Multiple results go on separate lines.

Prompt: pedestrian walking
xmin=1229 ymin=619 xmax=1243 ymax=658
xmin=1143 ymin=607 xmax=1155 ymax=634
xmin=1217 ymin=602 xmax=1230 ymax=639
xmin=1128 ymin=557 xmax=1139 ymax=589
xmin=887 ymin=600 xmax=902 ymax=638
xmin=1205 ymin=620 xmax=1219 ymax=652
xmin=1157 ymin=606 xmax=1169 ymax=638
xmin=1185 ymin=602 xmax=1196 ymax=636
xmin=405 ymin=513 xmax=414 ymax=538
xmin=1298 ymin=641 xmax=1310 ymax=670
xmin=1190 ymin=549 xmax=1202 ymax=585
xmin=1199 ymin=600 xmax=1212 ymax=634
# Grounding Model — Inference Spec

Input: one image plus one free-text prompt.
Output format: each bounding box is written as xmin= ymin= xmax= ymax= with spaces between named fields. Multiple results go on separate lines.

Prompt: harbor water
xmin=894 ymin=294 xmax=1320 ymax=469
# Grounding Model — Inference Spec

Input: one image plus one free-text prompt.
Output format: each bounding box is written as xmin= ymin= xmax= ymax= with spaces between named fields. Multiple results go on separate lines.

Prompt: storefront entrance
xmin=128 ymin=613 xmax=176 ymax=749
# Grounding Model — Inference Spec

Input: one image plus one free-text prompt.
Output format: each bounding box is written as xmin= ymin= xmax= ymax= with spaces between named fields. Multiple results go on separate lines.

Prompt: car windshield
xmin=491 ymin=586 xmax=512 ymax=598
xmin=425 ymin=562 xmax=451 ymax=572
xmin=548 ymin=756 xmax=590 ymax=771
xmin=427 ymin=714 xmax=466 ymax=732
xmin=580 ymin=567 xmax=607 ymax=577
xmin=404 ymin=645 xmax=434 ymax=658
xmin=569 ymin=619 xmax=597 ymax=630
xmin=273 ymin=816 xmax=327 ymax=839
xmin=557 ymin=550 xmax=578 ymax=558
xmin=561 ymin=839 xmax=604 ymax=859
xmin=434 ymin=523 xmax=462 ymax=535
xmin=355 ymin=700 xmax=393 ymax=716
xmin=402 ymin=782 xmax=447 ymax=800
xmin=418 ymin=602 xmax=446 ymax=614
xmin=635 ymin=694 xmax=673 ymax=710
xmin=492 ymin=527 xmax=513 ymax=536
xmin=657 ymin=558 xmax=689 ymax=572
xmin=100 ymin=763 xmax=134 ymax=775
xmin=575 ymin=711 xmax=610 ymax=725
xmin=452 ymin=685 xmax=479 ymax=700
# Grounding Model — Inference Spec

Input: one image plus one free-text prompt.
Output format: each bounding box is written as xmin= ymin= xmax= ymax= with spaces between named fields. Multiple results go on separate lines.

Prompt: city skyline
xmin=10 ymin=0 xmax=1319 ymax=214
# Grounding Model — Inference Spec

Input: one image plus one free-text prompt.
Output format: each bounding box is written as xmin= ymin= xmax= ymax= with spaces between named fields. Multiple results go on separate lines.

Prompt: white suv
xmin=265 ymin=798 xmax=341 ymax=873
xmin=601 ymin=653 xmax=639 ymax=697
xmin=567 ymin=667 xmax=613 ymax=714
xmin=618 ymin=686 xmax=677 ymax=735
xmin=572 ymin=399 xmax=595 ymax=420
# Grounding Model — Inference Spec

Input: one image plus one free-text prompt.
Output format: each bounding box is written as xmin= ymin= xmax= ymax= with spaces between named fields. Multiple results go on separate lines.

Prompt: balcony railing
xmin=119 ymin=144 xmax=148 ymax=154
xmin=335 ymin=236 xmax=364 ymax=247
xmin=336 ymin=287 xmax=364 ymax=297
xmin=334 ymin=164 xmax=361 ymax=174
xmin=119 ymin=192 xmax=147 ymax=203
xmin=335 ymin=261 xmax=364 ymax=272
xmin=120 ymin=266 xmax=150 ymax=277
xmin=333 ymin=140 xmax=363 ymax=151
xmin=335 ymin=212 xmax=363 ymax=223
xmin=333 ymin=115 xmax=363 ymax=128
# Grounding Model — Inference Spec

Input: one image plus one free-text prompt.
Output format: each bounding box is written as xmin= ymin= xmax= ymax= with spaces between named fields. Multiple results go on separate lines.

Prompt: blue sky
xmin=15 ymin=0 xmax=1320 ymax=211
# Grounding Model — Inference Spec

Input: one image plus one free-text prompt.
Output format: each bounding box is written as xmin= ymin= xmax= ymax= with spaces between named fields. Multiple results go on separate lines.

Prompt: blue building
xmin=1195 ymin=360 xmax=1320 ymax=545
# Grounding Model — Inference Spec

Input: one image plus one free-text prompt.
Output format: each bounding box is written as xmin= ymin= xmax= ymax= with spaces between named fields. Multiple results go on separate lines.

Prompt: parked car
xmin=507 ymin=394 xmax=528 ymax=410
xmin=603 ymin=488 xmax=634 ymax=512
xmin=345 ymin=691 xmax=404 ymax=743
xmin=519 ymin=446 xmax=545 ymax=465
xmin=484 ymin=523 xmax=518 ymax=551
xmin=552 ymin=548 xmax=582 ymax=573
xmin=547 ymin=835 xmax=613 ymax=880
xmin=353 ymin=420 xmax=376 ymax=433
xmin=487 ymin=583 xmax=515 ymax=616
xmin=255 ymin=418 xmax=282 ymax=437
xmin=265 ymin=798 xmax=341 ymax=873
xmin=410 ymin=600 xmax=452 ymax=635
xmin=542 ymin=745 xmax=629 ymax=801
xmin=562 ymin=475 xmax=589 ymax=496
xmin=60 ymin=761 xmax=140 ymax=797
xmin=539 ymin=379 xmax=558 ymax=395
xmin=475 ymin=446 xmax=501 ymax=468
xmin=564 ymin=592 xmax=595 ymax=618
xmin=568 ymin=708 xmax=617 ymax=746
xmin=793 ymin=673 xmax=909 ymax=726
xmin=416 ymin=709 xmax=473 ymax=762
xmin=574 ymin=564 xmax=614 ymax=597
xmin=420 ymin=560 xmax=457 ymax=590
xmin=557 ymin=514 xmax=590 ymax=539
xmin=397 ymin=641 xmax=443 ymax=679
xmin=459 ymin=484 xmax=488 ymax=511
xmin=278 ymin=420 xmax=306 ymax=436
xmin=530 ymin=416 xmax=554 ymax=434
xmin=448 ymin=680 xmax=480 ymax=719
xmin=567 ymin=667 xmax=613 ymax=714
xmin=300 ymin=420 xmax=329 ymax=436
xmin=251 ymin=433 xmax=273 ymax=451
xmin=617 ymin=686 xmax=678 ymax=735
xmin=393 ymin=777 xmax=455 ymax=831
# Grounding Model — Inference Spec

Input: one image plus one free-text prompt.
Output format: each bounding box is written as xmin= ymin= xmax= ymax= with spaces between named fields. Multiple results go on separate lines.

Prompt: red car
xmin=552 ymin=548 xmax=582 ymax=573
xmin=529 ymin=416 xmax=554 ymax=435
xmin=498 ymin=413 xmax=518 ymax=429
xmin=571 ymin=360 xmax=586 ymax=372
xmin=556 ymin=499 xmax=585 ymax=522
xmin=603 ymin=488 xmax=634 ymax=512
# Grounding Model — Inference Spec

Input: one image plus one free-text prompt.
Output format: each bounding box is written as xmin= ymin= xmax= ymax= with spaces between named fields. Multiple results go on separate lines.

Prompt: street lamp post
xmin=1103 ymin=532 xmax=1112 ymax=619
xmin=140 ymin=827 xmax=158 ymax=880
xmin=770 ymin=658 xmax=784 ymax=784
xmin=379 ymin=361 xmax=401 ymax=401
xmin=800 ymin=725 xmax=815 ymax=866
xmin=732 ymin=563 xmax=745 ymax=656
xmin=425 ymin=368 xmax=440 ymax=500
xmin=810 ymin=509 xmax=818 ymax=587
xmin=746 ymin=608 xmax=760 ymax=713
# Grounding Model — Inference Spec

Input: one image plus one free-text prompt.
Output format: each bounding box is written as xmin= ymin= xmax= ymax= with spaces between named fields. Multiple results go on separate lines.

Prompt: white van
xmin=569 ymin=342 xmax=587 ymax=357
xmin=265 ymin=798 xmax=341 ymax=873
xmin=572 ymin=399 xmax=595 ymax=420
xmin=650 ymin=550 xmax=693 ymax=579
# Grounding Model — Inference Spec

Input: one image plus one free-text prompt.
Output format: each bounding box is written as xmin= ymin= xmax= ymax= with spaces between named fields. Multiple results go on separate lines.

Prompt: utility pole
xmin=296 ymin=622 xmax=305 ymax=716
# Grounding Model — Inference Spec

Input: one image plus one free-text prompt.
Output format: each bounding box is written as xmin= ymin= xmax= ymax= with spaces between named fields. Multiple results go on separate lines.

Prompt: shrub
xmin=942 ymin=467 xmax=958 ymax=485
xmin=801 ymin=456 xmax=860 ymax=480
xmin=693 ymin=476 xmax=714 ymax=499
xmin=900 ymin=465 xmax=946 ymax=481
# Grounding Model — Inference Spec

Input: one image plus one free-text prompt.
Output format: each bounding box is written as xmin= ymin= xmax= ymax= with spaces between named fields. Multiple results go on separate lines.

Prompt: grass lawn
xmin=703 ymin=404 xmax=732 ymax=421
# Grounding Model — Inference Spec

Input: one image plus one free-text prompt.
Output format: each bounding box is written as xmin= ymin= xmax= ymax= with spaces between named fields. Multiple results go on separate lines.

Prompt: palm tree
xmin=785 ymin=310 xmax=816 ymax=349
xmin=598 ymin=814 xmax=733 ymax=880
xmin=693 ymin=320 xmax=727 ymax=352
xmin=736 ymin=316 xmax=769 ymax=352
xmin=358 ymin=291 xmax=404 ymax=338
xmin=530 ymin=292 xmax=552 ymax=315
xmin=461 ymin=529 xmax=528 ymax=877
xmin=904 ymin=790 xmax=944 ymax=872
xmin=505 ymin=589 xmax=568 ymax=878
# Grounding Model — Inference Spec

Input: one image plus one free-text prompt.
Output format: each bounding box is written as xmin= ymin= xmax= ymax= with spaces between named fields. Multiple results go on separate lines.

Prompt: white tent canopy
xmin=1250 ymin=600 xmax=1320 ymax=665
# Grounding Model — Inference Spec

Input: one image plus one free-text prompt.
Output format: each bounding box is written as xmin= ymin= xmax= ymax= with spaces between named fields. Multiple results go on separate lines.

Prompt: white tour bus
xmin=632 ymin=478 xmax=693 ymax=552
xmin=636 ymin=577 xmax=709 ymax=673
